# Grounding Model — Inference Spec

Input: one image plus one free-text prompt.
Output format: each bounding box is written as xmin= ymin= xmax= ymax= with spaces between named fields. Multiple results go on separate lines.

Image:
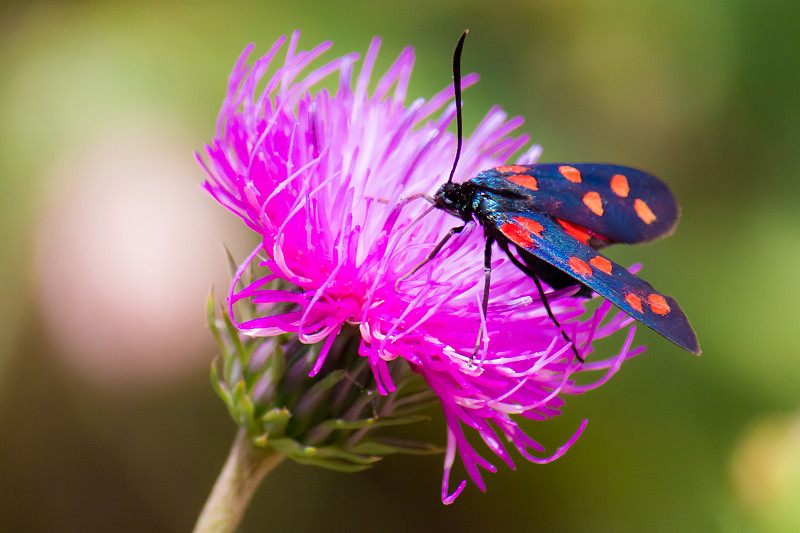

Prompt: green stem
xmin=194 ymin=429 xmax=284 ymax=533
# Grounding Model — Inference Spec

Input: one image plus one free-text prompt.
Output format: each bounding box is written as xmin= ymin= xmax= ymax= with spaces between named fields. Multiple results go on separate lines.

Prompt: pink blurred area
xmin=34 ymin=122 xmax=250 ymax=389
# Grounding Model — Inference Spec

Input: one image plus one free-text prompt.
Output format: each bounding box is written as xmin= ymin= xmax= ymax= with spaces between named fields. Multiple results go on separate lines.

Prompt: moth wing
xmin=475 ymin=164 xmax=679 ymax=245
xmin=485 ymin=205 xmax=699 ymax=354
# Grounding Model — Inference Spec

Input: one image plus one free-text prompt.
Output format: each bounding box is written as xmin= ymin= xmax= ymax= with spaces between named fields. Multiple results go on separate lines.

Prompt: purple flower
xmin=198 ymin=31 xmax=644 ymax=503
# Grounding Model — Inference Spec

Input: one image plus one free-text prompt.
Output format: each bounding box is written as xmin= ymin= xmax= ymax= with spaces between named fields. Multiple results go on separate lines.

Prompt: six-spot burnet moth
xmin=400 ymin=31 xmax=700 ymax=360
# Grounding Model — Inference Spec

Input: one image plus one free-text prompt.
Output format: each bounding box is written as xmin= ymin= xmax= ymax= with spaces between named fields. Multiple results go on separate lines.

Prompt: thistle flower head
xmin=199 ymin=31 xmax=644 ymax=503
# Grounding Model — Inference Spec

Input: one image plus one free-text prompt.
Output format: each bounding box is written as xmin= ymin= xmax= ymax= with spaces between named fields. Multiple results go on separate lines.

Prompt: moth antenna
xmin=446 ymin=30 xmax=468 ymax=184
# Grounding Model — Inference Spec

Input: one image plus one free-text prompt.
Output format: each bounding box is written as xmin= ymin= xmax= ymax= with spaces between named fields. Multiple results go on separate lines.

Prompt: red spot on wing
xmin=499 ymin=223 xmax=534 ymax=248
xmin=512 ymin=216 xmax=544 ymax=238
xmin=508 ymin=174 xmax=538 ymax=191
xmin=625 ymin=293 xmax=643 ymax=313
xmin=610 ymin=174 xmax=629 ymax=197
xmin=559 ymin=165 xmax=582 ymax=183
xmin=568 ymin=257 xmax=592 ymax=277
xmin=589 ymin=256 xmax=612 ymax=274
xmin=648 ymin=294 xmax=671 ymax=315
xmin=495 ymin=165 xmax=528 ymax=173
xmin=583 ymin=191 xmax=604 ymax=216
xmin=634 ymin=199 xmax=657 ymax=224
xmin=557 ymin=219 xmax=592 ymax=244
xmin=557 ymin=219 xmax=609 ymax=246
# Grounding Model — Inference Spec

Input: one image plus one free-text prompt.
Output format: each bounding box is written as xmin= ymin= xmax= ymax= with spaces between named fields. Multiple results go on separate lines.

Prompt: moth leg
xmin=481 ymin=235 xmax=494 ymax=323
xmin=502 ymin=245 xmax=584 ymax=363
xmin=401 ymin=192 xmax=436 ymax=204
xmin=396 ymin=224 xmax=465 ymax=289
xmin=364 ymin=192 xmax=434 ymax=204
xmin=472 ymin=235 xmax=494 ymax=360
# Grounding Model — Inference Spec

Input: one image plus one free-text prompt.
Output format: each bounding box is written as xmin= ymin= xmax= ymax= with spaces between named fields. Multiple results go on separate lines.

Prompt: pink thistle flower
xmin=198 ymin=31 xmax=644 ymax=503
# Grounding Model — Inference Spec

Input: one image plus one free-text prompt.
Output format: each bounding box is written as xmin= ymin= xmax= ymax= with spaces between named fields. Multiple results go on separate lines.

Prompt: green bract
xmin=207 ymin=265 xmax=441 ymax=472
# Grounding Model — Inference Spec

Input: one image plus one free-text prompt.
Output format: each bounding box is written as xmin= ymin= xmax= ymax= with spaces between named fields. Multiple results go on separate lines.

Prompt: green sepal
xmin=267 ymin=437 xmax=324 ymax=462
xmin=271 ymin=439 xmax=379 ymax=472
xmin=308 ymin=445 xmax=380 ymax=464
xmin=221 ymin=309 xmax=248 ymax=376
xmin=210 ymin=362 xmax=233 ymax=406
xmin=257 ymin=407 xmax=291 ymax=436
xmin=231 ymin=380 xmax=256 ymax=429
xmin=208 ymin=287 xmax=442 ymax=475
xmin=351 ymin=439 xmax=444 ymax=456
xmin=312 ymin=414 xmax=430 ymax=432
xmin=206 ymin=292 xmax=225 ymax=351
xmin=290 ymin=457 xmax=375 ymax=473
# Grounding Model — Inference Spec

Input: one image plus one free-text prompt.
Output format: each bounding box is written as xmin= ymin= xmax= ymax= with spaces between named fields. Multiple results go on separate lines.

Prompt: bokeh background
xmin=2 ymin=1 xmax=799 ymax=531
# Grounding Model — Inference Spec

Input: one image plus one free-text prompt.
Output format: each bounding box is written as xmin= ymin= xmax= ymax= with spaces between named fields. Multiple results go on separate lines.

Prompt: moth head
xmin=434 ymin=181 xmax=473 ymax=221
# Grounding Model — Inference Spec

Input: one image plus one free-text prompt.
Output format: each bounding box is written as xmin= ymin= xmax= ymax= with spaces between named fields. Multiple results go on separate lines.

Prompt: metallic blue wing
xmin=472 ymin=164 xmax=679 ymax=245
xmin=478 ymin=194 xmax=700 ymax=354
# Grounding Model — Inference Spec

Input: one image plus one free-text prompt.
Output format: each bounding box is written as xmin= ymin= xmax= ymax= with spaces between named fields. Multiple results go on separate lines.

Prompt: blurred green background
xmin=2 ymin=0 xmax=799 ymax=531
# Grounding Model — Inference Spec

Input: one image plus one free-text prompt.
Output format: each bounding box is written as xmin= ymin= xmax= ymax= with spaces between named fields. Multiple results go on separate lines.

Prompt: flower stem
xmin=194 ymin=429 xmax=284 ymax=533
